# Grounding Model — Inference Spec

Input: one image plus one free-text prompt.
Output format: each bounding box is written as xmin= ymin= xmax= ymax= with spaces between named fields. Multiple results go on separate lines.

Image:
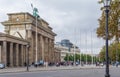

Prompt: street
xmin=0 ymin=67 xmax=119 ymax=77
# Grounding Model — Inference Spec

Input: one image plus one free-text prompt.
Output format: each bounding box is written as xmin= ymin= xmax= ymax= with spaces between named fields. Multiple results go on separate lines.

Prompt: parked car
xmin=34 ymin=62 xmax=39 ymax=67
xmin=75 ymin=62 xmax=79 ymax=66
xmin=56 ymin=62 xmax=60 ymax=67
xmin=99 ymin=63 xmax=104 ymax=66
xmin=39 ymin=60 xmax=44 ymax=66
xmin=34 ymin=60 xmax=44 ymax=67
xmin=48 ymin=62 xmax=55 ymax=66
xmin=115 ymin=61 xmax=119 ymax=67
xmin=0 ymin=63 xmax=5 ymax=69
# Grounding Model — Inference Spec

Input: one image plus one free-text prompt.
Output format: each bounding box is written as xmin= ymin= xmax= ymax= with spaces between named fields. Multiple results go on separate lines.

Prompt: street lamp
xmin=102 ymin=0 xmax=111 ymax=77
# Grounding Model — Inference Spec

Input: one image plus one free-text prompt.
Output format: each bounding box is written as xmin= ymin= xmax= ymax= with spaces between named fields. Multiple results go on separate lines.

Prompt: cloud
xmin=0 ymin=0 xmax=103 ymax=54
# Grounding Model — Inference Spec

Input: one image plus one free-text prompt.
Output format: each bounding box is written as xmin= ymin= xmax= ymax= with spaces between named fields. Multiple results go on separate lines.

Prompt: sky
xmin=0 ymin=0 xmax=105 ymax=54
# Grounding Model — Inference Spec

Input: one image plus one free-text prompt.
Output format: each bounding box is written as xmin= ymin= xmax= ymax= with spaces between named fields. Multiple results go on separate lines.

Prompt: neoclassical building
xmin=0 ymin=12 xmax=56 ymax=67
xmin=0 ymin=33 xmax=28 ymax=67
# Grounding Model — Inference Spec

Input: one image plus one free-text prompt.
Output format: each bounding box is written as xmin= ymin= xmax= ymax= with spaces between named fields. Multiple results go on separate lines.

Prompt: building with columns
xmin=0 ymin=33 xmax=29 ymax=67
xmin=0 ymin=12 xmax=56 ymax=67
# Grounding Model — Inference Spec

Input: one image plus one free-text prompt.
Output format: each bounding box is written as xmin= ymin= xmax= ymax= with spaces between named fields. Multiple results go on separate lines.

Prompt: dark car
xmin=48 ymin=62 xmax=55 ymax=66
xmin=56 ymin=62 xmax=60 ymax=67
xmin=34 ymin=60 xmax=44 ymax=67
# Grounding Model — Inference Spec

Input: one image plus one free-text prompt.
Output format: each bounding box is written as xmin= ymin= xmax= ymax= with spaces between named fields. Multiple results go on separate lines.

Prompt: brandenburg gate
xmin=0 ymin=12 xmax=56 ymax=67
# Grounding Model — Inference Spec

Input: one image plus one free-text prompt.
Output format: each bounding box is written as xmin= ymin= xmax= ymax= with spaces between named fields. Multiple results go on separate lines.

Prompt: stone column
xmin=23 ymin=45 xmax=26 ymax=65
xmin=41 ymin=36 xmax=44 ymax=61
xmin=21 ymin=45 xmax=24 ymax=66
xmin=51 ymin=40 xmax=54 ymax=62
xmin=38 ymin=34 xmax=41 ymax=61
xmin=48 ymin=39 xmax=50 ymax=62
xmin=45 ymin=37 xmax=48 ymax=62
xmin=1 ymin=41 xmax=7 ymax=66
xmin=39 ymin=35 xmax=42 ymax=60
xmin=16 ymin=44 xmax=19 ymax=66
xmin=49 ymin=39 xmax=52 ymax=62
xmin=10 ymin=42 xmax=13 ymax=67
xmin=33 ymin=32 xmax=36 ymax=63
xmin=25 ymin=45 xmax=27 ymax=65
xmin=27 ymin=30 xmax=33 ymax=64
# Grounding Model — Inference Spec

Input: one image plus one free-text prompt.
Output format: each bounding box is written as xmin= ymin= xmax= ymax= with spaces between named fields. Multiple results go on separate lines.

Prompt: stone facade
xmin=54 ymin=47 xmax=61 ymax=63
xmin=0 ymin=33 xmax=28 ymax=67
xmin=1 ymin=12 xmax=56 ymax=67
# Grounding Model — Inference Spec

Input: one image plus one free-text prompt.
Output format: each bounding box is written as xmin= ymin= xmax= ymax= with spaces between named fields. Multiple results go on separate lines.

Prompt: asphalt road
xmin=0 ymin=67 xmax=119 ymax=77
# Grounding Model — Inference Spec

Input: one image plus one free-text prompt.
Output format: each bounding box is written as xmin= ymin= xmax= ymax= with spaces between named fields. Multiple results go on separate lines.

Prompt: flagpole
xmin=86 ymin=32 xmax=87 ymax=65
xmin=74 ymin=28 xmax=77 ymax=66
xmin=91 ymin=31 xmax=93 ymax=65
xmin=79 ymin=31 xmax=82 ymax=66
xmin=31 ymin=4 xmax=39 ymax=64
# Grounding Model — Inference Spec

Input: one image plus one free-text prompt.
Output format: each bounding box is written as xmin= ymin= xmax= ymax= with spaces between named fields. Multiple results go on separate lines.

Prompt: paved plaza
xmin=0 ymin=65 xmax=104 ymax=73
xmin=0 ymin=65 xmax=119 ymax=77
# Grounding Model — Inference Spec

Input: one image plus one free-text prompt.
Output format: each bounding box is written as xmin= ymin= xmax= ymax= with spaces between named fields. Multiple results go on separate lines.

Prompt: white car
xmin=100 ymin=63 xmax=104 ymax=66
xmin=0 ymin=63 xmax=5 ymax=69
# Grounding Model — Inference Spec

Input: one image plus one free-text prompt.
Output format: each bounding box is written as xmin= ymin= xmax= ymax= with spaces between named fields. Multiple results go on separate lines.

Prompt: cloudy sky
xmin=0 ymin=0 xmax=105 ymax=54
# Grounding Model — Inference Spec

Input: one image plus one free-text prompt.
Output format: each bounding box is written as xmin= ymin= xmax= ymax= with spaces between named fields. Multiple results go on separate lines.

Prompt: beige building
xmin=0 ymin=12 xmax=56 ymax=67
xmin=54 ymin=47 xmax=61 ymax=63
xmin=55 ymin=44 xmax=80 ymax=61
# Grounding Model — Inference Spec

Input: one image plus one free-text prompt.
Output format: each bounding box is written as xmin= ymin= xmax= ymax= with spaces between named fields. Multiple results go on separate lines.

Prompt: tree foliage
xmin=99 ymin=43 xmax=120 ymax=62
xmin=97 ymin=0 xmax=120 ymax=40
xmin=64 ymin=53 xmax=99 ymax=62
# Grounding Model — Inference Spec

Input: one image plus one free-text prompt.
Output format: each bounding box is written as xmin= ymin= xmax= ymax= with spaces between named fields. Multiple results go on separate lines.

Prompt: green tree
xmin=81 ymin=54 xmax=85 ymax=62
xmin=99 ymin=46 xmax=105 ymax=62
xmin=99 ymin=42 xmax=120 ymax=62
xmin=69 ymin=55 xmax=73 ymax=61
xmin=64 ymin=54 xmax=68 ymax=61
xmin=97 ymin=0 xmax=120 ymax=41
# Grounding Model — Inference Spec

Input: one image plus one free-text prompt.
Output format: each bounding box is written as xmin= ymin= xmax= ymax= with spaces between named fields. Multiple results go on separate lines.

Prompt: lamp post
xmin=102 ymin=0 xmax=111 ymax=77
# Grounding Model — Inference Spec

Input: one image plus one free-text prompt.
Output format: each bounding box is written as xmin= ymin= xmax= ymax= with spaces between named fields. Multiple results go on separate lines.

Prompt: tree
xmin=97 ymin=0 xmax=120 ymax=41
xmin=64 ymin=54 xmax=69 ymax=61
xmin=64 ymin=53 xmax=100 ymax=64
xmin=99 ymin=42 xmax=120 ymax=62
xmin=99 ymin=46 xmax=105 ymax=62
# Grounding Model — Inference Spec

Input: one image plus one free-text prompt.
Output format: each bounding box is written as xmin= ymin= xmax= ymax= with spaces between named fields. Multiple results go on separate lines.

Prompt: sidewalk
xmin=0 ymin=65 xmax=118 ymax=73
